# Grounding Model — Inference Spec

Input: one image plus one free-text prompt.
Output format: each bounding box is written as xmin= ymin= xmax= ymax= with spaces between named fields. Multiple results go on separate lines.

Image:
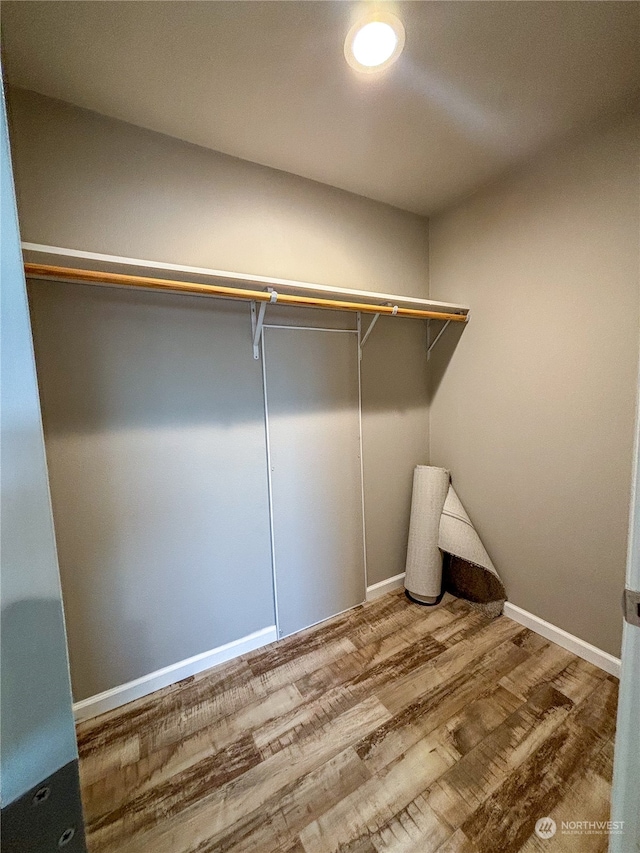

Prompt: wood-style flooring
xmin=77 ymin=591 xmax=618 ymax=853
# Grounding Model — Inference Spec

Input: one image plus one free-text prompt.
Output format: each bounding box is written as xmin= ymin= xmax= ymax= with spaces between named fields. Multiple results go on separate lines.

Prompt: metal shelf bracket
xmin=427 ymin=318 xmax=451 ymax=359
xmin=359 ymin=304 xmax=398 ymax=359
xmin=251 ymin=289 xmax=278 ymax=358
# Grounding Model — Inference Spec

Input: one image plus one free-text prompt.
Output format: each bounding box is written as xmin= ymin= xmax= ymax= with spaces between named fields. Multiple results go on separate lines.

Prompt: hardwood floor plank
xmin=273 ymin=600 xmax=482 ymax=764
xmin=351 ymin=598 xmax=459 ymax=649
xmin=99 ymin=696 xmax=391 ymax=853
xmin=445 ymin=685 xmax=524 ymax=757
xmin=253 ymin=683 xmax=363 ymax=760
xmin=148 ymin=682 xmax=303 ymax=755
xmin=292 ymin=598 xmax=473 ymax=706
xmin=430 ymin=610 xmax=493 ymax=647
xmin=299 ymin=736 xmax=455 ymax=853
xmin=82 ymin=683 xmax=304 ymax=822
xmin=460 ymin=719 xmax=603 ymax=853
xmin=578 ymin=736 xmax=615 ymax=787
xmin=370 ymin=793 xmax=450 ymax=852
xmin=550 ymin=656 xmax=607 ymax=704
xmin=433 ymin=829 xmax=480 ymax=853
xmin=321 ymin=632 xmax=446 ymax=698
xmin=356 ymin=641 xmax=528 ymax=775
xmin=294 ymin=626 xmax=445 ymax=703
xmin=518 ymin=750 xmax=613 ymax=852
xmin=458 ymin=678 xmax=616 ymax=853
xmin=87 ymin=732 xmax=262 ymax=837
xmin=247 ymin=609 xmax=367 ymax=676
xmin=77 ymin=593 xmax=617 ymax=853
xmin=277 ymin=839 xmax=308 ymax=853
xmin=84 ymin=634 xmax=356 ymax=769
xmin=427 ymin=684 xmax=574 ymax=830
xmin=78 ymin=658 xmax=257 ymax=756
xmin=377 ymin=616 xmax=525 ymax=715
xmin=190 ymin=747 xmax=373 ymax=853
xmin=246 ymin=590 xmax=422 ymax=677
xmin=498 ymin=643 xmax=576 ymax=702
xmin=255 ymin=637 xmax=359 ymax=694
xmin=574 ymin=676 xmax=618 ymax=740
xmin=511 ymin=629 xmax=549 ymax=655
xmin=79 ymin=733 xmax=140 ymax=789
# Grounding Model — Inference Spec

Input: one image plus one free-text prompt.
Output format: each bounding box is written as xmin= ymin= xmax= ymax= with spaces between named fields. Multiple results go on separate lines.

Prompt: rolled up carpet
xmin=405 ymin=466 xmax=506 ymax=614
xmin=404 ymin=466 xmax=450 ymax=604
xmin=440 ymin=484 xmax=506 ymax=616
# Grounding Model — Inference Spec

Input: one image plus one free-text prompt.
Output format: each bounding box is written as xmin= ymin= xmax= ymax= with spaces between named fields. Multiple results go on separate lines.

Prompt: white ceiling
xmin=2 ymin=1 xmax=639 ymax=215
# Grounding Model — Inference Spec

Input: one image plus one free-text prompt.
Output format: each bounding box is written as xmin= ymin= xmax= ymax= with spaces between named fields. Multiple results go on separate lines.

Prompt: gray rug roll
xmin=405 ymin=466 xmax=506 ymax=614
xmin=404 ymin=466 xmax=450 ymax=603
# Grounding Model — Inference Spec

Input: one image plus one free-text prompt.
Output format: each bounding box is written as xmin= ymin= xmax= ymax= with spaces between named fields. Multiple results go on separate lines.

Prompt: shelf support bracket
xmin=360 ymin=313 xmax=380 ymax=351
xmin=359 ymin=304 xmax=397 ymax=359
xmin=427 ymin=319 xmax=451 ymax=359
xmin=251 ymin=289 xmax=278 ymax=359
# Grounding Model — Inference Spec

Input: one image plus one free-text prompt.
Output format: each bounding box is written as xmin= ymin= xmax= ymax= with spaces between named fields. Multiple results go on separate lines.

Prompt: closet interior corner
xmin=3 ymin=6 xmax=638 ymax=850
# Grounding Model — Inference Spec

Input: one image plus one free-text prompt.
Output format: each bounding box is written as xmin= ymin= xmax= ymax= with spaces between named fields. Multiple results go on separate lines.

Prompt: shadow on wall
xmin=360 ymin=316 xmax=431 ymax=413
xmin=27 ymin=282 xmax=269 ymax=432
xmin=1 ymin=599 xmax=75 ymax=800
xmin=28 ymin=281 xmax=440 ymax=426
xmin=427 ymin=320 xmax=467 ymax=406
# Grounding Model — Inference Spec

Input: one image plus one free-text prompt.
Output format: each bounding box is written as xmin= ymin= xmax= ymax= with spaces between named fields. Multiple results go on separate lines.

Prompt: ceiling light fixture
xmin=344 ymin=13 xmax=405 ymax=74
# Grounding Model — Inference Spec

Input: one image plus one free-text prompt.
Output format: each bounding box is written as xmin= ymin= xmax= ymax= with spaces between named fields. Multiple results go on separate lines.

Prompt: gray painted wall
xmin=265 ymin=327 xmax=365 ymax=637
xmin=28 ymin=283 xmax=276 ymax=700
xmin=429 ymin=111 xmax=640 ymax=657
xmin=7 ymin=88 xmax=430 ymax=295
xmin=0 ymin=87 xmax=77 ymax=805
xmin=8 ymin=88 xmax=430 ymax=699
xmin=361 ymin=316 xmax=430 ymax=585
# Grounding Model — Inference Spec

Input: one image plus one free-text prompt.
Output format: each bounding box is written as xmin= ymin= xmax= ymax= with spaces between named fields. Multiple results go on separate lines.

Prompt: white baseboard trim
xmin=74 ymin=597 xmax=619 ymax=722
xmin=503 ymin=603 xmax=621 ymax=678
xmin=367 ymin=572 xmax=406 ymax=601
xmin=73 ymin=625 xmax=277 ymax=722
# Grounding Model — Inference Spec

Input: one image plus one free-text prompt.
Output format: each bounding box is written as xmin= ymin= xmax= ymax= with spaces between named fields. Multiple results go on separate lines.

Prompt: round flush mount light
xmin=344 ymin=13 xmax=405 ymax=74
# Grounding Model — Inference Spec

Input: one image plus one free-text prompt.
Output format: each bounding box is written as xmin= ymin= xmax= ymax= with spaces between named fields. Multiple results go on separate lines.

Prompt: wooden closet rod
xmin=24 ymin=264 xmax=469 ymax=323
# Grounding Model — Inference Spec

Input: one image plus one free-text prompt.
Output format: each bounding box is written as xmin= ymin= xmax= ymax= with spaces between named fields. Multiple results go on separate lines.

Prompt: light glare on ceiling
xmin=344 ymin=14 xmax=405 ymax=74
xmin=352 ymin=22 xmax=396 ymax=67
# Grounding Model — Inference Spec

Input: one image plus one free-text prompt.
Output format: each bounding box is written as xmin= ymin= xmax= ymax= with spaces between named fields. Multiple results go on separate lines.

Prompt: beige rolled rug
xmin=405 ymin=466 xmax=506 ymax=615
xmin=404 ymin=466 xmax=450 ymax=603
